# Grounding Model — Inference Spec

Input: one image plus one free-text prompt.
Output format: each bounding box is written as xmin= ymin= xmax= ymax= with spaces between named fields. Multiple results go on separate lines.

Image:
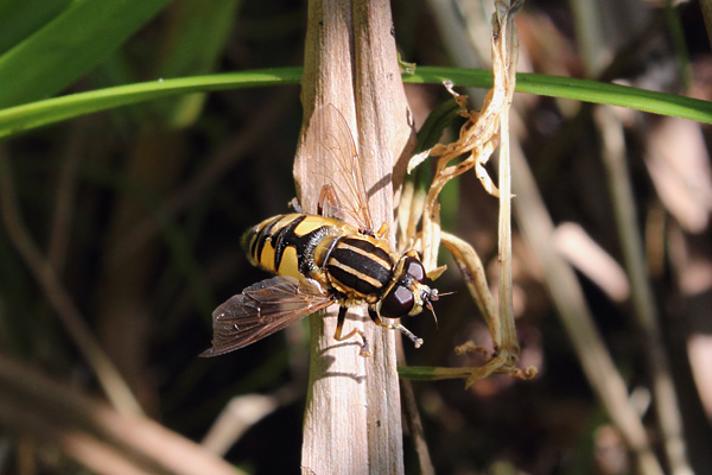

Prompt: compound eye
xmin=405 ymin=257 xmax=425 ymax=282
xmin=381 ymin=285 xmax=415 ymax=317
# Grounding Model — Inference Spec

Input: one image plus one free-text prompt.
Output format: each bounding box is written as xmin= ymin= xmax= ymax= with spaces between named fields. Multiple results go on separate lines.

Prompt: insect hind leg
xmin=317 ymin=184 xmax=341 ymax=219
xmin=334 ymin=305 xmax=370 ymax=357
xmin=288 ymin=197 xmax=303 ymax=213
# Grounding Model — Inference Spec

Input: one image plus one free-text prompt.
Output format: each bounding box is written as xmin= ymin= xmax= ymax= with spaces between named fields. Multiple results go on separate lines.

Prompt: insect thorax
xmin=323 ymin=235 xmax=395 ymax=303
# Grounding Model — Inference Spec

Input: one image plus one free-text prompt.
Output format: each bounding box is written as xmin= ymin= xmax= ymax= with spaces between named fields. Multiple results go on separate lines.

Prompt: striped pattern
xmin=326 ymin=236 xmax=394 ymax=299
xmin=242 ymin=214 xmax=329 ymax=280
xmin=241 ymin=213 xmax=396 ymax=302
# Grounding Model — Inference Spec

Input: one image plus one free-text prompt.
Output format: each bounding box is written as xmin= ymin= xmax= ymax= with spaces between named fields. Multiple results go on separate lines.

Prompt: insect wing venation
xmin=304 ymin=104 xmax=374 ymax=231
xmin=201 ymin=276 xmax=332 ymax=357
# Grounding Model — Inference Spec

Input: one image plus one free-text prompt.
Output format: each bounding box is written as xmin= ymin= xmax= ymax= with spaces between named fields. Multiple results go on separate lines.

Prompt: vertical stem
xmin=568 ymin=0 xmax=609 ymax=76
xmin=0 ymin=153 xmax=142 ymax=417
xmin=596 ymin=106 xmax=693 ymax=475
xmin=397 ymin=342 xmax=435 ymax=475
xmin=296 ymin=1 xmax=412 ymax=473
xmin=701 ymin=0 xmax=712 ymax=49
xmin=496 ymin=0 xmax=517 ymax=354
xmin=353 ymin=1 xmax=413 ymax=472
xmin=297 ymin=3 xmax=367 ymax=473
xmin=664 ymin=0 xmax=691 ymax=89
xmin=509 ymin=140 xmax=664 ymax=475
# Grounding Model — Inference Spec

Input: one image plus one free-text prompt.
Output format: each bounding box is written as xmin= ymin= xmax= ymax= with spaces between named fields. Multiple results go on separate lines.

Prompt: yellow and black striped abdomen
xmin=241 ymin=213 xmax=350 ymax=282
xmin=241 ymin=213 xmax=397 ymax=303
xmin=325 ymin=236 xmax=395 ymax=302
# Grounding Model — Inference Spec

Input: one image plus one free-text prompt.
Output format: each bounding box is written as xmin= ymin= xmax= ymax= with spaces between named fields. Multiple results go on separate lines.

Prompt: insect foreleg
xmin=368 ymin=306 xmax=423 ymax=349
xmin=334 ymin=305 xmax=370 ymax=357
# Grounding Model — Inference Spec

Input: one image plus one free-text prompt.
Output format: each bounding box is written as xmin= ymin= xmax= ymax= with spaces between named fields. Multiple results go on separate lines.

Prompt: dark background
xmin=1 ymin=1 xmax=711 ymax=474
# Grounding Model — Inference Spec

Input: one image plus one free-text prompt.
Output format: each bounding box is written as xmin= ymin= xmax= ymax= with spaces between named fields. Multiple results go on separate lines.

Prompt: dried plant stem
xmin=48 ymin=125 xmax=83 ymax=272
xmin=421 ymin=1 xmax=520 ymax=270
xmin=664 ymin=0 xmax=691 ymax=89
xmin=569 ymin=0 xmax=609 ymax=75
xmin=509 ymin=139 xmax=664 ymax=475
xmin=0 ymin=354 xmax=238 ymax=475
xmin=297 ymin=2 xmax=369 ymax=471
xmin=202 ymin=390 xmax=298 ymax=456
xmin=439 ymin=232 xmax=530 ymax=381
xmin=595 ymin=106 xmax=692 ymax=475
xmin=701 ymin=0 xmax=712 ymax=49
xmin=394 ymin=173 xmax=434 ymax=472
xmin=0 ymin=154 xmax=141 ymax=417
xmin=440 ymin=232 xmax=497 ymax=341
xmin=421 ymin=0 xmax=662 ymax=471
xmin=296 ymin=0 xmax=412 ymax=473
xmin=495 ymin=0 xmax=518 ymax=360
xmin=413 ymin=1 xmax=525 ymax=384
xmin=396 ymin=341 xmax=435 ymax=475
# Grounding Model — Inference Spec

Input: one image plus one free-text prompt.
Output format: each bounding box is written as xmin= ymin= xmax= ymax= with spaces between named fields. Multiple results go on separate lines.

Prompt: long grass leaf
xmin=0 ymin=0 xmax=170 ymax=108
xmin=0 ymin=0 xmax=69 ymax=55
xmin=1 ymin=66 xmax=711 ymax=139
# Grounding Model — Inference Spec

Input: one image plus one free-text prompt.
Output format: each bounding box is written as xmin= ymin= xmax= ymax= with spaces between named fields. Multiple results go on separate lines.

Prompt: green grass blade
xmin=397 ymin=366 xmax=473 ymax=381
xmin=151 ymin=0 xmax=241 ymax=128
xmin=0 ymin=0 xmax=70 ymax=55
xmin=0 ymin=68 xmax=302 ymax=139
xmin=0 ymin=0 xmax=170 ymax=108
xmin=408 ymin=66 xmax=712 ymax=123
xmin=1 ymin=66 xmax=711 ymax=139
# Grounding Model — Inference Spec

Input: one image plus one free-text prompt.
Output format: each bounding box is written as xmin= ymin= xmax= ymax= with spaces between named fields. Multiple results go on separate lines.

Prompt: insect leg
xmin=288 ymin=197 xmax=303 ymax=213
xmin=375 ymin=223 xmax=388 ymax=239
xmin=317 ymin=184 xmax=341 ymax=218
xmin=368 ymin=306 xmax=423 ymax=349
xmin=334 ymin=305 xmax=370 ymax=357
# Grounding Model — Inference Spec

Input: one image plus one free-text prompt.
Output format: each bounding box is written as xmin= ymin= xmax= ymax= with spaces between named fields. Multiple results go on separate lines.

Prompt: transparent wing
xmin=303 ymin=104 xmax=374 ymax=231
xmin=200 ymin=276 xmax=333 ymax=357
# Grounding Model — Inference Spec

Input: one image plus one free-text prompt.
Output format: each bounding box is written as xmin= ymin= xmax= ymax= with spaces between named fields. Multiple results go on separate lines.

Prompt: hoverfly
xmin=201 ymin=104 xmax=441 ymax=357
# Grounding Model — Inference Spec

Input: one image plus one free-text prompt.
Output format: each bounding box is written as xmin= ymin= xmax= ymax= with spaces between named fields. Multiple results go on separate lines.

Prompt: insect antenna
xmin=425 ymin=301 xmax=439 ymax=329
xmin=434 ymin=291 xmax=456 ymax=298
xmin=425 ymin=290 xmax=455 ymax=329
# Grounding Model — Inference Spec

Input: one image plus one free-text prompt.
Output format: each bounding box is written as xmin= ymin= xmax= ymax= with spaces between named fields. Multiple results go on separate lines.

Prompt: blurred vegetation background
xmin=1 ymin=0 xmax=711 ymax=474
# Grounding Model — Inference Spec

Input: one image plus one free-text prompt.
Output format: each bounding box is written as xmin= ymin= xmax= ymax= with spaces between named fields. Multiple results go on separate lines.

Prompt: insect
xmin=201 ymin=104 xmax=442 ymax=357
